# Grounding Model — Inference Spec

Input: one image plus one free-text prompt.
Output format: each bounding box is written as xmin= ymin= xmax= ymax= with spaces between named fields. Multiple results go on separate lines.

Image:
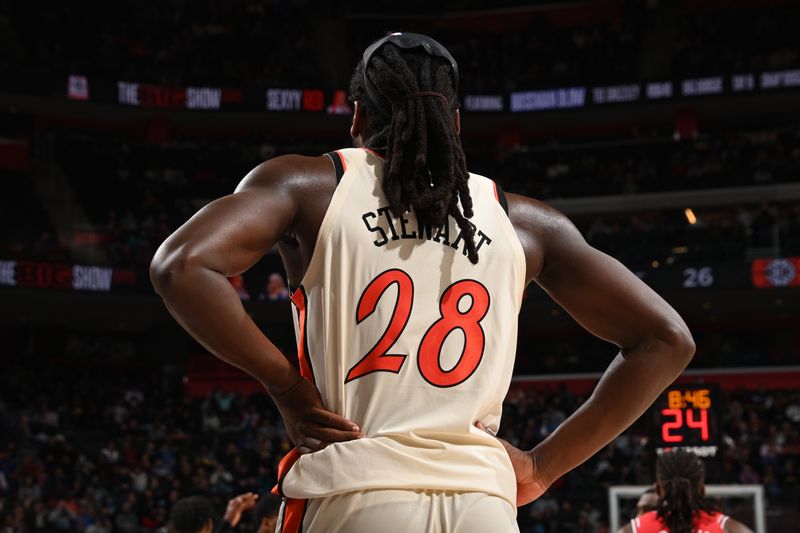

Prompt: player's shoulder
xmin=626 ymin=511 xmax=661 ymax=532
xmin=335 ymin=146 xmax=366 ymax=159
xmin=502 ymin=191 xmax=583 ymax=277
xmin=638 ymin=510 xmax=660 ymax=524
xmin=234 ymin=153 xmax=335 ymax=195
xmin=505 ymin=191 xmax=575 ymax=237
xmin=619 ymin=513 xmax=654 ymax=533
xmin=700 ymin=511 xmax=746 ymax=533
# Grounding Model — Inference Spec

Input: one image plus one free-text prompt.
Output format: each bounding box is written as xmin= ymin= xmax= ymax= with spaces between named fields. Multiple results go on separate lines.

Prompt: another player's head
xmin=254 ymin=492 xmax=282 ymax=533
xmin=636 ymin=485 xmax=658 ymax=515
xmin=169 ymin=495 xmax=215 ymax=533
xmin=655 ymin=450 xmax=715 ymax=533
xmin=349 ymin=32 xmax=479 ymax=264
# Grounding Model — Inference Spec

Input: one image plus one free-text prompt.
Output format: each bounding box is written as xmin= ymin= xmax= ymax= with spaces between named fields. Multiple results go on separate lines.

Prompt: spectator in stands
xmin=229 ymin=275 xmax=250 ymax=301
xmin=209 ymin=463 xmax=234 ymax=497
xmin=260 ymin=273 xmax=290 ymax=301
xmin=216 ymin=491 xmax=281 ymax=532
xmin=7 ymin=119 xmax=799 ymax=272
xmin=1 ymin=338 xmax=798 ymax=532
xmin=252 ymin=493 xmax=281 ymax=533
xmin=114 ymin=501 xmax=139 ymax=532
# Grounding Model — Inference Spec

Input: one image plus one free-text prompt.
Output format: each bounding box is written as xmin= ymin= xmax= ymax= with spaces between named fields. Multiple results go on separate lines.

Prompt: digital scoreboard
xmin=651 ymin=384 xmax=721 ymax=460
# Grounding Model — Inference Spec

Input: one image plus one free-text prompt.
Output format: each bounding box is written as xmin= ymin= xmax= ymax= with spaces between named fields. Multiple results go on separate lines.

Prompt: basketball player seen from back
xmin=620 ymin=450 xmax=753 ymax=533
xmin=151 ymin=33 xmax=696 ymax=532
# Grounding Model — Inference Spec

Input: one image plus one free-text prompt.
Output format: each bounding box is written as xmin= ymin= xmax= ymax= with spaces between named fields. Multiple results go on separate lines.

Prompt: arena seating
xmin=3 ymin=123 xmax=793 ymax=273
xmin=1 ymin=3 xmax=799 ymax=532
xmin=1 ymin=2 xmax=798 ymax=92
xmin=0 ymin=334 xmax=796 ymax=532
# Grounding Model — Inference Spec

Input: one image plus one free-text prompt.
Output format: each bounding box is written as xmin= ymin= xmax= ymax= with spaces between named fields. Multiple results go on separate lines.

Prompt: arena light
xmin=684 ymin=208 xmax=697 ymax=225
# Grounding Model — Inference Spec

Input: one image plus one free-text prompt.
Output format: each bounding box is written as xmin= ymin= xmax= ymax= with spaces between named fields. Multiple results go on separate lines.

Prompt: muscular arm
xmin=150 ymin=155 xmax=306 ymax=394
xmin=508 ymin=193 xmax=695 ymax=502
xmin=150 ymin=155 xmax=361 ymax=451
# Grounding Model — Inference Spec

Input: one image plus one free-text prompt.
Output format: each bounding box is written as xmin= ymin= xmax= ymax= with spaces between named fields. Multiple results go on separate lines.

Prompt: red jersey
xmin=631 ymin=510 xmax=729 ymax=533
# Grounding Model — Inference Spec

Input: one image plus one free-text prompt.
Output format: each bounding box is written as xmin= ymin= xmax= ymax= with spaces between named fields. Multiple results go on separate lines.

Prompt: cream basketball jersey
xmin=275 ymin=147 xmax=526 ymax=508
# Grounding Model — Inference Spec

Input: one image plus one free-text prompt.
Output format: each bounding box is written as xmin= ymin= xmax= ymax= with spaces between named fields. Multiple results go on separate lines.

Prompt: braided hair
xmin=349 ymin=42 xmax=479 ymax=264
xmin=656 ymin=450 xmax=716 ymax=533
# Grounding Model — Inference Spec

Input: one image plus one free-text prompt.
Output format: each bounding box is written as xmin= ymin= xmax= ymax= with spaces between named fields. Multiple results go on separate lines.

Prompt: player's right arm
xmin=501 ymin=193 xmax=695 ymax=506
xmin=150 ymin=155 xmax=362 ymax=453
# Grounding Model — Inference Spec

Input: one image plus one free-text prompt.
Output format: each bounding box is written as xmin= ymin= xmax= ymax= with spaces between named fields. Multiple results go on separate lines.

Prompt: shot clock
xmin=662 ymin=387 xmax=713 ymax=444
xmin=651 ymin=384 xmax=722 ymax=469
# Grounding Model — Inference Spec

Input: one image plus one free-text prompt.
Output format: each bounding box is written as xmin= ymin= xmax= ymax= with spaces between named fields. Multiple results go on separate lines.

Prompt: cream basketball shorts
xmin=275 ymin=489 xmax=519 ymax=533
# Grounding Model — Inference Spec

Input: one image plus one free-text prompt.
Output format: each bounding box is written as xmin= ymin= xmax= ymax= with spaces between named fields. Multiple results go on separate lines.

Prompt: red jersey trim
xmin=290 ymin=285 xmax=315 ymax=385
xmin=336 ymin=150 xmax=348 ymax=171
xmin=636 ymin=510 xmax=727 ymax=533
xmin=279 ymin=497 xmax=307 ymax=533
xmin=272 ymin=447 xmax=301 ymax=497
xmin=274 ymin=288 xmax=314 ymax=522
xmin=362 ymin=147 xmax=385 ymax=160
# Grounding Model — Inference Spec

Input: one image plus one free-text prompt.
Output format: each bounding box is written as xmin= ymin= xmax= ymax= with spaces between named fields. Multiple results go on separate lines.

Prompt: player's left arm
xmin=499 ymin=193 xmax=695 ymax=506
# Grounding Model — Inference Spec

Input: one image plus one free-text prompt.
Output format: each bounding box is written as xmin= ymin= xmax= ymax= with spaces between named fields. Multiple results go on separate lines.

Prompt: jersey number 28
xmin=345 ymin=268 xmax=490 ymax=388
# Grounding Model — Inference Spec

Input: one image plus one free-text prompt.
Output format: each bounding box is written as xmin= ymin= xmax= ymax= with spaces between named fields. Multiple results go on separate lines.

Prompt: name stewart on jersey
xmin=361 ymin=206 xmax=492 ymax=258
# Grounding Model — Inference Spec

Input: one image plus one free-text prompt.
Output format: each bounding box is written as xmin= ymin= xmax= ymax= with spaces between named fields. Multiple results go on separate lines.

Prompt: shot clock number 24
xmin=654 ymin=385 xmax=720 ymax=448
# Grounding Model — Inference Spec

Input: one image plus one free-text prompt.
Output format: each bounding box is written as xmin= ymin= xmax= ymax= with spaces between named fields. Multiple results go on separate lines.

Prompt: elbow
xmin=149 ymin=251 xmax=172 ymax=295
xmin=659 ymin=321 xmax=696 ymax=370
xmin=149 ymin=245 xmax=197 ymax=296
xmin=149 ymin=259 xmax=167 ymax=295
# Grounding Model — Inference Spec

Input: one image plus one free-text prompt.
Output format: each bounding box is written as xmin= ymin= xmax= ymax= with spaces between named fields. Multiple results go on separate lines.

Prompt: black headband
xmin=361 ymin=32 xmax=459 ymax=117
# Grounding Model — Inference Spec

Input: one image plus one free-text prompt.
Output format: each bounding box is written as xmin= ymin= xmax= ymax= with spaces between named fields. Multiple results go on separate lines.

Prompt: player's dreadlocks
xmin=656 ymin=450 xmax=716 ymax=533
xmin=349 ymin=43 xmax=479 ymax=264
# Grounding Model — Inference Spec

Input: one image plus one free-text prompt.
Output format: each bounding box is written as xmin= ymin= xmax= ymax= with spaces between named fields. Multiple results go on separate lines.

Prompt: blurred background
xmin=0 ymin=0 xmax=799 ymax=531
